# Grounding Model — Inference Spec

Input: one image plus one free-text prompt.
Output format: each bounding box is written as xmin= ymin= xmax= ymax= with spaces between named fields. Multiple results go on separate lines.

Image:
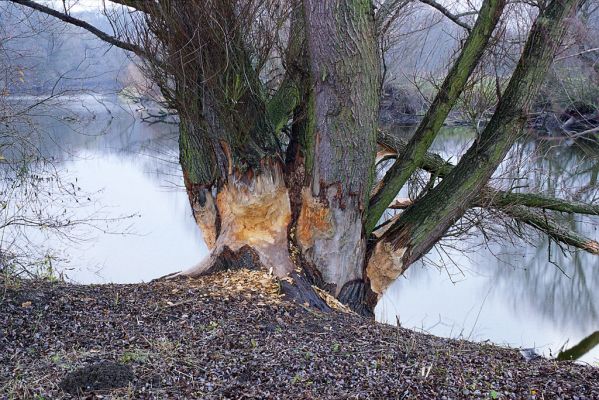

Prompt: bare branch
xmin=8 ymin=0 xmax=147 ymax=57
xmin=487 ymin=192 xmax=599 ymax=216
xmin=384 ymin=191 xmax=599 ymax=256
xmin=418 ymin=0 xmax=474 ymax=31
xmin=503 ymin=206 xmax=599 ymax=255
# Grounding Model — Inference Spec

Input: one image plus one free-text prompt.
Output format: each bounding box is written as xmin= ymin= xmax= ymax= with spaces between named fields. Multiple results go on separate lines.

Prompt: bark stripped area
xmin=366 ymin=241 xmax=407 ymax=296
xmin=187 ymin=186 xmax=218 ymax=250
xmin=296 ymin=188 xmax=365 ymax=293
xmin=184 ymin=163 xmax=294 ymax=278
xmin=179 ymin=161 xmax=338 ymax=311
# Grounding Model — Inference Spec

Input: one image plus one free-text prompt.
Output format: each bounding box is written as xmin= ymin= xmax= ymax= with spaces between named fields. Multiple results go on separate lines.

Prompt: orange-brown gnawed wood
xmin=585 ymin=240 xmax=599 ymax=254
xmin=179 ymin=165 xmax=295 ymax=278
xmin=296 ymin=187 xmax=365 ymax=291
xmin=376 ymin=144 xmax=397 ymax=164
xmin=214 ymin=166 xmax=294 ymax=276
xmin=191 ymin=191 xmax=217 ymax=250
xmin=366 ymin=241 xmax=407 ymax=296
xmin=217 ymin=182 xmax=290 ymax=246
xmin=296 ymin=188 xmax=334 ymax=248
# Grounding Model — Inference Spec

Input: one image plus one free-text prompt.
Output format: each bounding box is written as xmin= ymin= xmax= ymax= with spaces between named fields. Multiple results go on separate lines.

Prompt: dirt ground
xmin=1 ymin=271 xmax=598 ymax=399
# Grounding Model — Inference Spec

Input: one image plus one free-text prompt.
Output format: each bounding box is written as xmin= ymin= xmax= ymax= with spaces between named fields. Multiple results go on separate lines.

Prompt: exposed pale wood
xmin=182 ymin=164 xmax=294 ymax=278
xmin=296 ymin=188 xmax=365 ymax=294
xmin=366 ymin=241 xmax=407 ymax=296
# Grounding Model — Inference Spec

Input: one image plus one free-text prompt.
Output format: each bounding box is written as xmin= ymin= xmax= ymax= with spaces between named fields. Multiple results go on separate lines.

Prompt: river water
xmin=9 ymin=95 xmax=598 ymax=365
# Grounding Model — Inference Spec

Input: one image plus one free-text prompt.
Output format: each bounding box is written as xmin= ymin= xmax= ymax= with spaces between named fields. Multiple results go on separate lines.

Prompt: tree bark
xmin=297 ymin=0 xmax=380 ymax=299
xmin=557 ymin=331 xmax=599 ymax=361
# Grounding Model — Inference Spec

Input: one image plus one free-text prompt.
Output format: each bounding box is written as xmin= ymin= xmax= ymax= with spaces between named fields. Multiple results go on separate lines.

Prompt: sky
xmin=47 ymin=0 xmax=124 ymax=13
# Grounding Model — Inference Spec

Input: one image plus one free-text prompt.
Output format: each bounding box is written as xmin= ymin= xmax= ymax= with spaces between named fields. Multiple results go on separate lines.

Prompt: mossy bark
xmin=298 ymin=0 xmax=380 ymax=300
xmin=168 ymin=1 xmax=382 ymax=314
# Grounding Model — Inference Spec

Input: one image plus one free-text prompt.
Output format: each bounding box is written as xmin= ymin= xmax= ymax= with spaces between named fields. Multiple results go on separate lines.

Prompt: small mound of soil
xmin=60 ymin=361 xmax=134 ymax=395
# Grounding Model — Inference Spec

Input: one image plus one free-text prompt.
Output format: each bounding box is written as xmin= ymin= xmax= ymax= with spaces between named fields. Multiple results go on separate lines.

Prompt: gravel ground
xmin=1 ymin=270 xmax=598 ymax=399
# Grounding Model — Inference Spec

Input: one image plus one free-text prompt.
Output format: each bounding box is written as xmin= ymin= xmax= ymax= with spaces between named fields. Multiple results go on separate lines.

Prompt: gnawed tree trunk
xmin=185 ymin=162 xmax=294 ymax=277
xmin=296 ymin=0 xmax=380 ymax=298
xmin=167 ymin=0 xmax=381 ymax=315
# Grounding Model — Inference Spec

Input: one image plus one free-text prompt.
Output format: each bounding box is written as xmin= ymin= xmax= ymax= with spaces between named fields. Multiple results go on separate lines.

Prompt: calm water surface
xmin=27 ymin=96 xmax=599 ymax=365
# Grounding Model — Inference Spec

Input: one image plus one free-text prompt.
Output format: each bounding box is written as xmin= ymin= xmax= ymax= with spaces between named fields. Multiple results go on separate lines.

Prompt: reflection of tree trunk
xmin=557 ymin=331 xmax=599 ymax=361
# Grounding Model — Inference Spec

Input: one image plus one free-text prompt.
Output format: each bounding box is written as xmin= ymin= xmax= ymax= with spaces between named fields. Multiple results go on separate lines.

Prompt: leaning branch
xmin=385 ymin=193 xmax=599 ymax=256
xmin=8 ymin=0 xmax=148 ymax=58
xmin=556 ymin=331 xmax=599 ymax=361
xmin=377 ymin=129 xmax=599 ymax=257
xmin=503 ymin=205 xmax=599 ymax=255
xmin=419 ymin=0 xmax=475 ymax=31
xmin=376 ymin=0 xmax=581 ymax=268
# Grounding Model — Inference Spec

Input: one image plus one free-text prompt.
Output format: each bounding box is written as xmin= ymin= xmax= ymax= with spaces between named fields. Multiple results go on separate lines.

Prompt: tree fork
xmin=368 ymin=0 xmax=582 ymax=297
xmin=366 ymin=0 xmax=506 ymax=234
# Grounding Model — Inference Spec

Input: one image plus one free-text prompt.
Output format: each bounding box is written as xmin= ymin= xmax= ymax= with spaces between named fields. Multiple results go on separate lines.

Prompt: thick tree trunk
xmin=297 ymin=0 xmax=380 ymax=300
xmin=175 ymin=1 xmax=382 ymax=315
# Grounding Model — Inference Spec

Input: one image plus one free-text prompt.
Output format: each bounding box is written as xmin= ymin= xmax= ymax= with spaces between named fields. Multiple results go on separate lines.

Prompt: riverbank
xmin=1 ymin=270 xmax=597 ymax=399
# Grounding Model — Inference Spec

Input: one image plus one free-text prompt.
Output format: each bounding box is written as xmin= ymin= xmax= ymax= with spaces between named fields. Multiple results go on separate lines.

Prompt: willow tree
xmin=11 ymin=0 xmax=594 ymax=315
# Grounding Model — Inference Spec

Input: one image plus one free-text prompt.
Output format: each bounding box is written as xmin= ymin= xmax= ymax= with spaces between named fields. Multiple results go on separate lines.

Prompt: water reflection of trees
xmin=2 ymin=95 xmax=185 ymax=276
xmin=33 ymin=97 xmax=183 ymax=190
xmin=504 ymin=138 xmax=599 ymax=203
xmin=490 ymin=230 xmax=599 ymax=332
xmin=384 ymin=126 xmax=599 ymax=333
xmin=489 ymin=138 xmax=599 ymax=332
